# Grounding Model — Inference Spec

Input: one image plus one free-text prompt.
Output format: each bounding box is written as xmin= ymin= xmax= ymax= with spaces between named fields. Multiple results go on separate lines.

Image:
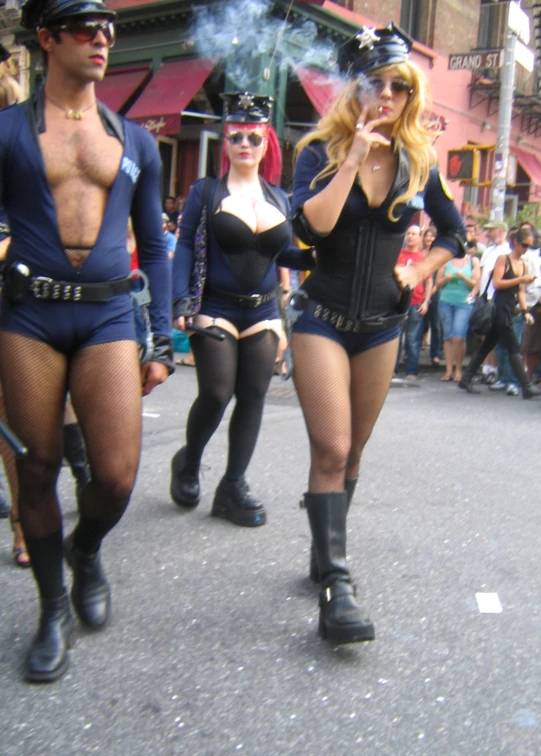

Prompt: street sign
xmin=448 ymin=50 xmax=503 ymax=71
xmin=508 ymin=0 xmax=530 ymax=45
xmin=515 ymin=39 xmax=534 ymax=72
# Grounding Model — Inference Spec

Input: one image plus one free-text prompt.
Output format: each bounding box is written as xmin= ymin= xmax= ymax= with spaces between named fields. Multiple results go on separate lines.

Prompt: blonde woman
xmin=0 ymin=71 xmax=30 ymax=567
xmin=289 ymin=24 xmax=466 ymax=645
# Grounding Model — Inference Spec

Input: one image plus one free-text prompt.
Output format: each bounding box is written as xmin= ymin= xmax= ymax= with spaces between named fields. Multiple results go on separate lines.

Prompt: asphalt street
xmin=1 ymin=359 xmax=541 ymax=755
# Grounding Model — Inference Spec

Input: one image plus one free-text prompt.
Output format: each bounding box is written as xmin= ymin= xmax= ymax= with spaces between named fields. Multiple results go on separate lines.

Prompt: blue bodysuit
xmin=173 ymin=175 xmax=314 ymax=331
xmin=0 ymin=88 xmax=171 ymax=352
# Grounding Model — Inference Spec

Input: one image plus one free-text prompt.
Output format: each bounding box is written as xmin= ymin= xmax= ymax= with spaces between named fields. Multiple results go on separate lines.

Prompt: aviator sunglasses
xmin=226 ymin=131 xmax=264 ymax=147
xmin=55 ymin=19 xmax=116 ymax=47
xmin=365 ymin=76 xmax=413 ymax=96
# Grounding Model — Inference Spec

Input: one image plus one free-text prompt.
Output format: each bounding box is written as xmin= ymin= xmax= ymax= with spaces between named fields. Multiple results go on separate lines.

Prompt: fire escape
xmin=469 ymin=1 xmax=541 ymax=138
xmin=0 ymin=0 xmax=20 ymax=36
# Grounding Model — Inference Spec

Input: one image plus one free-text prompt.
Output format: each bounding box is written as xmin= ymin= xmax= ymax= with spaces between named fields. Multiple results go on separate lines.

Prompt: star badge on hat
xmin=356 ymin=28 xmax=381 ymax=51
xmin=238 ymin=94 xmax=255 ymax=110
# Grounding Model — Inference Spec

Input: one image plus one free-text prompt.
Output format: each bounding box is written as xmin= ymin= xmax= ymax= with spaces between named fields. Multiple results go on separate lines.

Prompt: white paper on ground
xmin=475 ymin=592 xmax=503 ymax=614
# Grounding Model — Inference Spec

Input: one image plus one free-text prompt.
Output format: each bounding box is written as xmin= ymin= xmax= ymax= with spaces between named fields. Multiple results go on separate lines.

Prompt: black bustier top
xmin=210 ymin=181 xmax=290 ymax=291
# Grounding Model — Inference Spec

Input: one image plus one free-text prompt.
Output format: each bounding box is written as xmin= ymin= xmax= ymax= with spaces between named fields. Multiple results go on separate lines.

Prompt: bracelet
xmin=282 ymin=289 xmax=290 ymax=294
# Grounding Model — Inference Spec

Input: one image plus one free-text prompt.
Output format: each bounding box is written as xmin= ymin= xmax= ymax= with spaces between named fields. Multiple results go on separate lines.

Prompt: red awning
xmin=511 ymin=146 xmax=541 ymax=187
xmin=294 ymin=65 xmax=344 ymax=117
xmin=126 ymin=58 xmax=217 ymax=137
xmin=95 ymin=67 xmax=149 ymax=113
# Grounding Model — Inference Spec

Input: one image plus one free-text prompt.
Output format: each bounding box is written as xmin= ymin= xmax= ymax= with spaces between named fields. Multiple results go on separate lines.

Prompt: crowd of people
xmin=0 ymin=0 xmax=537 ymax=685
xmin=390 ymin=217 xmax=541 ymax=396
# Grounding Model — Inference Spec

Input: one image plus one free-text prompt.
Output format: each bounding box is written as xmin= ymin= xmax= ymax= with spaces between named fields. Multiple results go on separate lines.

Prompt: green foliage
xmin=505 ymin=203 xmax=541 ymax=229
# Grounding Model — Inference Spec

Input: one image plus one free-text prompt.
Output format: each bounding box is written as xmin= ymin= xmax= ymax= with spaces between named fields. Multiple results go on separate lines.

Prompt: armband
xmin=291 ymin=206 xmax=331 ymax=246
xmin=148 ymin=335 xmax=175 ymax=375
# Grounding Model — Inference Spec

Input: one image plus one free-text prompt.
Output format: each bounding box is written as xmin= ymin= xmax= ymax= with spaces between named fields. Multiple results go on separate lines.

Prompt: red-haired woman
xmin=171 ymin=92 xmax=313 ymax=526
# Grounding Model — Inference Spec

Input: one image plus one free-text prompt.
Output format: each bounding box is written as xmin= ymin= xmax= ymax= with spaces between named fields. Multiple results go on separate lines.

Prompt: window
xmin=400 ymin=0 xmax=436 ymax=48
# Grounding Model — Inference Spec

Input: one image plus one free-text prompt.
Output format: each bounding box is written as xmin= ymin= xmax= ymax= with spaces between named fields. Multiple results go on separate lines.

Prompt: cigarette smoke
xmin=190 ymin=0 xmax=339 ymax=91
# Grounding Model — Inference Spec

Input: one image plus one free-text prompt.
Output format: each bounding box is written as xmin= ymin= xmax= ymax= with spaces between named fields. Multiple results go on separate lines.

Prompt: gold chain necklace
xmin=46 ymin=95 xmax=96 ymax=120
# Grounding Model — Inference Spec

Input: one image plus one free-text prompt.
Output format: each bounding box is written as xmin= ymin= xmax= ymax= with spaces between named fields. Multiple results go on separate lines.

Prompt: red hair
xmin=220 ymin=122 xmax=283 ymax=185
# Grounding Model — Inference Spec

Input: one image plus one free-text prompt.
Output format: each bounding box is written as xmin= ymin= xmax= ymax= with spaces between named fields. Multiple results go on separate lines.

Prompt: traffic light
xmin=447 ymin=149 xmax=480 ymax=182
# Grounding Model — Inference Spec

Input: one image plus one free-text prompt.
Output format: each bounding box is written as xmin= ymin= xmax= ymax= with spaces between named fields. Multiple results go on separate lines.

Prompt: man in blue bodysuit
xmin=0 ymin=0 xmax=173 ymax=682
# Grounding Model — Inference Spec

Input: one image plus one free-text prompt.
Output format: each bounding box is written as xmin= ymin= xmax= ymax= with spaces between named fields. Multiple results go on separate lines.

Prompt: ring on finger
xmin=356 ymin=123 xmax=364 ymax=131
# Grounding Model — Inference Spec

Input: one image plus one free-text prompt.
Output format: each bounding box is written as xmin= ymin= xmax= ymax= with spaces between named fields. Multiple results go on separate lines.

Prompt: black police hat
xmin=221 ymin=92 xmax=274 ymax=124
xmin=21 ymin=0 xmax=116 ymax=30
xmin=337 ymin=23 xmax=413 ymax=77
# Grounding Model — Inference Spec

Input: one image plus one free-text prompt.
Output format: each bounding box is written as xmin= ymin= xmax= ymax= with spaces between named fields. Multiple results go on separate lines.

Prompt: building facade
xmin=5 ymin=0 xmax=541 ymax=221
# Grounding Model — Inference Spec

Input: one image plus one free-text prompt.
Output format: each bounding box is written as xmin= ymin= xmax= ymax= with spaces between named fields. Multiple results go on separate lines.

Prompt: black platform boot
xmin=508 ymin=354 xmax=541 ymax=399
xmin=25 ymin=590 xmax=75 ymax=683
xmin=170 ymin=446 xmax=200 ymax=508
xmin=309 ymin=478 xmax=358 ymax=582
xmin=63 ymin=423 xmax=91 ymax=510
xmin=211 ymin=476 xmax=266 ymax=527
xmin=304 ymin=491 xmax=375 ymax=645
xmin=64 ymin=533 xmax=110 ymax=630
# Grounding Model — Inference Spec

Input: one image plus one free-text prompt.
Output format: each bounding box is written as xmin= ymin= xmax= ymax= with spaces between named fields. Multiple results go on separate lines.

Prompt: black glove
xmin=173 ymin=297 xmax=197 ymax=319
xmin=148 ymin=335 xmax=175 ymax=375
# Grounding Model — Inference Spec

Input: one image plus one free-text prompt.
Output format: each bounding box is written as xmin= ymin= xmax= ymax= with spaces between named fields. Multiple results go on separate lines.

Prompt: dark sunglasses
xmin=55 ymin=19 xmax=116 ymax=47
xmin=366 ymin=76 xmax=413 ymax=96
xmin=520 ymin=242 xmax=531 ymax=250
xmin=226 ymin=131 xmax=264 ymax=147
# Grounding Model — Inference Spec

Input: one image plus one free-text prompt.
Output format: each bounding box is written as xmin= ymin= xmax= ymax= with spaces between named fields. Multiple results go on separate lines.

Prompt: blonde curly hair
xmin=0 ymin=72 xmax=21 ymax=109
xmin=295 ymin=60 xmax=437 ymax=221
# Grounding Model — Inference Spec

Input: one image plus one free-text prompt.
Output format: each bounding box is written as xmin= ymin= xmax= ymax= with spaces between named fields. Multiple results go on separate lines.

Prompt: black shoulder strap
xmin=482 ymin=267 xmax=494 ymax=296
xmin=201 ymin=176 xmax=212 ymax=215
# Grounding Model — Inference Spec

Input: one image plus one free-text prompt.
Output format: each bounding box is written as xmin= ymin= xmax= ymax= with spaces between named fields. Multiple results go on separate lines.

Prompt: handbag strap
xmin=200 ymin=176 xmax=212 ymax=217
xmin=482 ymin=267 xmax=494 ymax=297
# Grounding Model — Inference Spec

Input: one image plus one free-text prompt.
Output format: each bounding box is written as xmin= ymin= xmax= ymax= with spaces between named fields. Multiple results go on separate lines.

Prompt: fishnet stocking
xmin=65 ymin=248 xmax=92 ymax=271
xmin=0 ymin=333 xmax=142 ymax=539
xmin=68 ymin=341 xmax=142 ymax=533
xmin=292 ymin=332 xmax=399 ymax=492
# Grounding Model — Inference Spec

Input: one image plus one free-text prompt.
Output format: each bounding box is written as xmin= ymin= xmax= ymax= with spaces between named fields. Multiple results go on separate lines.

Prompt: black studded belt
xmin=3 ymin=263 xmax=132 ymax=305
xmin=290 ymin=293 xmax=406 ymax=333
xmin=205 ymin=286 xmax=276 ymax=308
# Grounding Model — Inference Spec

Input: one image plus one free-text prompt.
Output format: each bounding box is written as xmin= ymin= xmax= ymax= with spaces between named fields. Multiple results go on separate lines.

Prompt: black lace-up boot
xmin=309 ymin=478 xmax=357 ymax=582
xmin=304 ymin=491 xmax=375 ymax=644
xmin=25 ymin=590 xmax=74 ymax=682
xmin=211 ymin=476 xmax=266 ymax=527
xmin=170 ymin=446 xmax=200 ymax=508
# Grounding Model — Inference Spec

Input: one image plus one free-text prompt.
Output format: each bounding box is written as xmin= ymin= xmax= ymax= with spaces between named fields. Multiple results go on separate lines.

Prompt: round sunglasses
xmin=226 ymin=131 xmax=264 ymax=147
xmin=55 ymin=19 xmax=116 ymax=47
xmin=365 ymin=76 xmax=413 ymax=96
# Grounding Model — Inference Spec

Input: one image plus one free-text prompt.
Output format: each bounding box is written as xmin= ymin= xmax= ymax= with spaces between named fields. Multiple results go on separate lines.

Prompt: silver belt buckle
xmin=32 ymin=276 xmax=54 ymax=299
xmin=250 ymin=294 xmax=262 ymax=307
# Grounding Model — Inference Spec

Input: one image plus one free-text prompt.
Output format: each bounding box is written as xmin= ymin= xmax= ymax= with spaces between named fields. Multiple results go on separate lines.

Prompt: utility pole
xmin=490 ymin=30 xmax=517 ymax=221
xmin=490 ymin=1 xmax=531 ymax=221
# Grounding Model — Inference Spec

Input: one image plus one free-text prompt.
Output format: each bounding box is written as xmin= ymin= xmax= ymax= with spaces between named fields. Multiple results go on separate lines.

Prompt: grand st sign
xmin=448 ymin=50 xmax=503 ymax=71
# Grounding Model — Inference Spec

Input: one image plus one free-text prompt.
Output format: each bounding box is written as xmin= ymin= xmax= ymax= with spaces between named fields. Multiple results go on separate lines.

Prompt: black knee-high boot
xmin=63 ymin=423 xmax=91 ymax=509
xmin=458 ymin=350 xmax=485 ymax=394
xmin=508 ymin=353 xmax=541 ymax=399
xmin=309 ymin=478 xmax=357 ymax=582
xmin=304 ymin=491 xmax=375 ymax=644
